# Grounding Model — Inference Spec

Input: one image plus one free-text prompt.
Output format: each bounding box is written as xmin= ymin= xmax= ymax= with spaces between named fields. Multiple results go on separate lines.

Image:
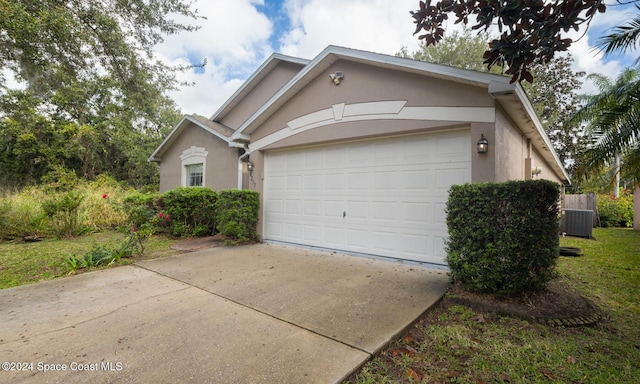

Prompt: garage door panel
xmin=304 ymin=174 xmax=323 ymax=190
xmin=285 ymin=200 xmax=301 ymax=215
xmin=267 ymin=199 xmax=284 ymax=214
xmin=347 ymin=172 xmax=371 ymax=190
xmin=304 ymin=200 xmax=323 ymax=216
xmin=264 ymin=130 xmax=471 ymax=264
xmin=346 ymin=229 xmax=369 ymax=249
xmin=434 ymin=202 xmax=447 ymax=224
xmin=400 ymin=234 xmax=432 ymax=257
xmin=371 ymin=231 xmax=398 ymax=252
xmin=435 ymin=168 xmax=470 ymax=190
xmin=325 ymin=173 xmax=346 ymax=190
xmin=374 ymin=172 xmax=397 ymax=189
xmin=323 ymin=226 xmax=345 ymax=247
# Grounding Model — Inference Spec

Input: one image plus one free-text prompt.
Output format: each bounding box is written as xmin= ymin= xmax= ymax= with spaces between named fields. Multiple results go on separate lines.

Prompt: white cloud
xmin=158 ymin=0 xmax=637 ymax=117
xmin=279 ymin=0 xmax=422 ymax=58
xmin=156 ymin=0 xmax=274 ymax=116
xmin=159 ymin=0 xmax=426 ymax=117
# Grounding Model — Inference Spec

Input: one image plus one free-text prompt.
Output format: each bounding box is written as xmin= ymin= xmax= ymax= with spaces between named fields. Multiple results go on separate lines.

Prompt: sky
xmin=155 ymin=0 xmax=639 ymax=117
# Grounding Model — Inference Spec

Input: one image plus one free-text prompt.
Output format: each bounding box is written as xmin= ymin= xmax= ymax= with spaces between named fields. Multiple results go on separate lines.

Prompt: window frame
xmin=180 ymin=146 xmax=208 ymax=187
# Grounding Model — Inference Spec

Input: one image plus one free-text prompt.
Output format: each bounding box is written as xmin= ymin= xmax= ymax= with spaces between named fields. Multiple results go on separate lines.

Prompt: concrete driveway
xmin=0 ymin=243 xmax=449 ymax=383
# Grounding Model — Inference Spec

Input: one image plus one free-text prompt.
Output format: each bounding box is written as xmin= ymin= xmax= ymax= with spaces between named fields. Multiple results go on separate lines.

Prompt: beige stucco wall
xmin=492 ymin=107 xmax=562 ymax=184
xmin=158 ymin=124 xmax=239 ymax=192
xmin=220 ymin=61 xmax=304 ymax=129
xmin=470 ymin=122 xmax=496 ymax=182
xmin=250 ymin=60 xmax=495 ymax=142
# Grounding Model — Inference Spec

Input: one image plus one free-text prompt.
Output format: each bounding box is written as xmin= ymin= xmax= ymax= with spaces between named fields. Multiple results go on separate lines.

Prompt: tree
xmin=523 ymin=57 xmax=587 ymax=171
xmin=410 ymin=0 xmax=607 ymax=82
xmin=571 ymin=6 xmax=640 ymax=229
xmin=0 ymin=0 xmax=201 ymax=99
xmin=0 ymin=0 xmax=198 ymax=187
xmin=398 ymin=29 xmax=502 ymax=72
xmin=398 ymin=30 xmax=586 ymax=173
xmin=572 ymin=69 xmax=640 ymax=188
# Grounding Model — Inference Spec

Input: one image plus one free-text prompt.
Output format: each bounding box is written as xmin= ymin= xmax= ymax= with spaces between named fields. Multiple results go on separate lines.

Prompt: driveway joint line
xmin=133 ymin=263 xmax=373 ymax=356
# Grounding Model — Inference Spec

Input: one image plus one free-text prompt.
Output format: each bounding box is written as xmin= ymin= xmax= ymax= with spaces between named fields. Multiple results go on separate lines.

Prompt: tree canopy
xmin=410 ymin=0 xmax=607 ymax=83
xmin=0 ymin=0 xmax=202 ymax=188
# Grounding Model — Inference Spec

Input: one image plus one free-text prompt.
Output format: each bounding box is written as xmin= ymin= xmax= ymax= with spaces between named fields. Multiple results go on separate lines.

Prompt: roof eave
xmin=231 ymin=45 xmax=514 ymax=141
xmin=148 ymin=115 xmax=232 ymax=162
xmin=210 ymin=53 xmax=310 ymax=121
xmin=489 ymin=82 xmax=571 ymax=185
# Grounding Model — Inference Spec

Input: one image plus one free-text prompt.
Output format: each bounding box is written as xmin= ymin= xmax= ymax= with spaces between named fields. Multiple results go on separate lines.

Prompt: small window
xmin=186 ymin=163 xmax=203 ymax=187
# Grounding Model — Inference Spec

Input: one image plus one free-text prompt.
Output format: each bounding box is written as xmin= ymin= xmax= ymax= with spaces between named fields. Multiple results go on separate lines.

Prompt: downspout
xmin=230 ymin=142 xmax=249 ymax=190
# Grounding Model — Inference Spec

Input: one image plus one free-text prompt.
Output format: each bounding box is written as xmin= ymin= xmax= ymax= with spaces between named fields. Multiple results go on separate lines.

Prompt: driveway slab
xmin=1 ymin=244 xmax=448 ymax=383
xmin=138 ymin=243 xmax=449 ymax=354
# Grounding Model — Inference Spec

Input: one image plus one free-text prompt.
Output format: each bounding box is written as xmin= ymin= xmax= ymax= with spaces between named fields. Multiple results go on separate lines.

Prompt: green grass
xmin=347 ymin=228 xmax=640 ymax=384
xmin=0 ymin=232 xmax=181 ymax=289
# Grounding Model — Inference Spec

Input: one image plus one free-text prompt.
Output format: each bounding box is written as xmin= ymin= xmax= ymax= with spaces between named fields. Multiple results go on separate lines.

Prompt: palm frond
xmin=596 ymin=5 xmax=640 ymax=57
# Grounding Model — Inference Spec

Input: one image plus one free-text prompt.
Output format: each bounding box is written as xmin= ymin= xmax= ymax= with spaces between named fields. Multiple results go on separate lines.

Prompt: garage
xmin=263 ymin=129 xmax=471 ymax=265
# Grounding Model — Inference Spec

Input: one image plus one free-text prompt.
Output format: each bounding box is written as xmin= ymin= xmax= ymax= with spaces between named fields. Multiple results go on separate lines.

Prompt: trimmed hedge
xmin=215 ymin=189 xmax=260 ymax=243
xmin=163 ymin=187 xmax=217 ymax=237
xmin=446 ymin=180 xmax=560 ymax=296
xmin=121 ymin=188 xmax=260 ymax=242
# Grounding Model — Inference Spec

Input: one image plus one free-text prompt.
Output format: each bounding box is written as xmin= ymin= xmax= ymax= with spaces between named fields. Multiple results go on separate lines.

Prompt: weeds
xmin=64 ymin=228 xmax=147 ymax=271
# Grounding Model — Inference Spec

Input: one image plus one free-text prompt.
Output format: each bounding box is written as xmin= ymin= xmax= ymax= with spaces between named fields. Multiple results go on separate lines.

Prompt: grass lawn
xmin=0 ymin=232 xmax=181 ymax=289
xmin=347 ymin=228 xmax=640 ymax=383
xmin=1 ymin=228 xmax=638 ymax=382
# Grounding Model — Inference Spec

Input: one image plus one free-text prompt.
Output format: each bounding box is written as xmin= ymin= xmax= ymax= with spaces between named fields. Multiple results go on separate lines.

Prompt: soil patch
xmin=446 ymin=280 xmax=605 ymax=327
xmin=170 ymin=235 xmax=225 ymax=252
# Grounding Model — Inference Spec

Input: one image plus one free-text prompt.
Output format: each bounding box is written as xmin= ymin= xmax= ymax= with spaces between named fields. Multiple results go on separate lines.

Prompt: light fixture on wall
xmin=329 ymin=71 xmax=344 ymax=85
xmin=477 ymin=134 xmax=489 ymax=154
xmin=532 ymin=167 xmax=542 ymax=176
xmin=246 ymin=160 xmax=254 ymax=174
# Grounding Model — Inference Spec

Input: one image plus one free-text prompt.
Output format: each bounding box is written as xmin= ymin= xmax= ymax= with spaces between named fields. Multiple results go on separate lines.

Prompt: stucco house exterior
xmin=149 ymin=45 xmax=571 ymax=265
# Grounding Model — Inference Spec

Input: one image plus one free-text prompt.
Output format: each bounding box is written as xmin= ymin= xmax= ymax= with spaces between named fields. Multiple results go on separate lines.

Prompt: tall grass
xmin=0 ymin=177 xmax=129 ymax=241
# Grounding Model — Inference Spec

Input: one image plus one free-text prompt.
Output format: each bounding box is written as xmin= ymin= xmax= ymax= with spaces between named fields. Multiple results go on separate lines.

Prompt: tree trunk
xmin=634 ymin=181 xmax=640 ymax=231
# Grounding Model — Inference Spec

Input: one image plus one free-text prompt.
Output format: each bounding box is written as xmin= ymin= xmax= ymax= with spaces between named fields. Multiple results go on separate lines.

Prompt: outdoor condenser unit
xmin=563 ymin=209 xmax=594 ymax=238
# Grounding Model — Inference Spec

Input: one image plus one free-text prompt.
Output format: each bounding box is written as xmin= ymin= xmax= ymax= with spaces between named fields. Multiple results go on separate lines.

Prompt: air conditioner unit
xmin=563 ymin=209 xmax=594 ymax=238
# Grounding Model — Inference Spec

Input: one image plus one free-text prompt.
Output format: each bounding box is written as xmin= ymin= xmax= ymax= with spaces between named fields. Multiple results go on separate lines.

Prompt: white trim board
xmin=249 ymin=101 xmax=494 ymax=152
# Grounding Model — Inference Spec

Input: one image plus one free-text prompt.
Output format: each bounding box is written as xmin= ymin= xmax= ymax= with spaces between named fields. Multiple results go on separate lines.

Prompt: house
xmin=149 ymin=45 xmax=570 ymax=265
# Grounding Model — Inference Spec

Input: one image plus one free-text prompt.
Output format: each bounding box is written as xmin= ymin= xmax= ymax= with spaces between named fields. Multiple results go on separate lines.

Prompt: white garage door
xmin=263 ymin=130 xmax=471 ymax=265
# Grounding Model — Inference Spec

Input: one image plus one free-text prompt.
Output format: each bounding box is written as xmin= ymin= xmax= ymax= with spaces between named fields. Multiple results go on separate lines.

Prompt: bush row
xmin=446 ymin=180 xmax=560 ymax=296
xmin=121 ymin=187 xmax=260 ymax=243
xmin=0 ymin=179 xmax=260 ymax=244
xmin=597 ymin=189 xmax=634 ymax=228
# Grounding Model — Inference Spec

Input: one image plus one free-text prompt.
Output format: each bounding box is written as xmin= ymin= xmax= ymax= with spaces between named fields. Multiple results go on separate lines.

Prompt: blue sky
xmin=156 ymin=0 xmax=638 ymax=117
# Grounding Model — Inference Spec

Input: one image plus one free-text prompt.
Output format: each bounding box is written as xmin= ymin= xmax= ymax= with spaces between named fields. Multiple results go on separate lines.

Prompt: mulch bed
xmin=446 ymin=280 xmax=605 ymax=327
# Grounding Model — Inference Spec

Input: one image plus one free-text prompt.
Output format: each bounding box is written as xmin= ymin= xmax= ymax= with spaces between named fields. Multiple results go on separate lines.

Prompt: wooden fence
xmin=562 ymin=193 xmax=598 ymax=226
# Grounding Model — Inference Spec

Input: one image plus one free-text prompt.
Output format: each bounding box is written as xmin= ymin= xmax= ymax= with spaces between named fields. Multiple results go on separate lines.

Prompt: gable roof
xmin=149 ymin=53 xmax=310 ymax=162
xmin=148 ymin=114 xmax=234 ymax=162
xmin=210 ymin=53 xmax=310 ymax=121
xmin=150 ymin=45 xmax=569 ymax=184
xmin=228 ymin=45 xmax=569 ymax=184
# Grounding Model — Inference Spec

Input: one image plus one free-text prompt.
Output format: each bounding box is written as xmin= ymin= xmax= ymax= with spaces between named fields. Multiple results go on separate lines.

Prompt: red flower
xmin=159 ymin=213 xmax=164 ymax=218
xmin=165 ymin=214 xmax=170 ymax=221
xmin=102 ymin=194 xmax=108 ymax=199
xmin=132 ymin=226 xmax=137 ymax=232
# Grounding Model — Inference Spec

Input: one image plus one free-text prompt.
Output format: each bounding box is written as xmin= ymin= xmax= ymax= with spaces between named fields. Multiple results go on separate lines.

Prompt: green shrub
xmin=215 ymin=189 xmax=260 ymax=243
xmin=41 ymin=190 xmax=85 ymax=238
xmin=121 ymin=192 xmax=164 ymax=228
xmin=163 ymin=187 xmax=217 ymax=237
xmin=446 ymin=180 xmax=560 ymax=296
xmin=597 ymin=189 xmax=634 ymax=228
